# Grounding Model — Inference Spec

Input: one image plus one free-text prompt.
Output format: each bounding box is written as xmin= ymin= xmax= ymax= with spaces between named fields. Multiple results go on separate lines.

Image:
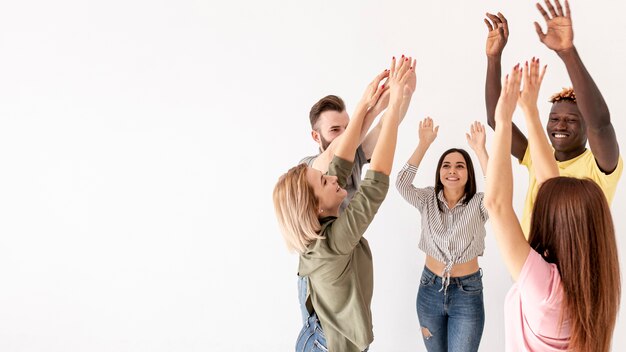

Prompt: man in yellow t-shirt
xmin=483 ymin=5 xmax=622 ymax=237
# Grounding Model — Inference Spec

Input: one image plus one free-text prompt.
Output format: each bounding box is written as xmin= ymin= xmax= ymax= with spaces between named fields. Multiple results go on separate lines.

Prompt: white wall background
xmin=0 ymin=0 xmax=624 ymax=351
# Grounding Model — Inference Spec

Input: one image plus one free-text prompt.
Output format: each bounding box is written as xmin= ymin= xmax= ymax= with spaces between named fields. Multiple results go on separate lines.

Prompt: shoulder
xmin=299 ymin=154 xmax=319 ymax=166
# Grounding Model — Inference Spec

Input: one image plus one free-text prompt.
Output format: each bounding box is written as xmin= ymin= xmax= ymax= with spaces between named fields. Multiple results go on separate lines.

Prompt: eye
xmin=442 ymin=165 xmax=450 ymax=169
xmin=457 ymin=165 xmax=465 ymax=169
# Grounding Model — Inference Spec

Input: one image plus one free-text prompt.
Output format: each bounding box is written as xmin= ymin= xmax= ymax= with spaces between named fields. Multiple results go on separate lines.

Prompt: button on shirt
xmin=396 ymin=163 xmax=489 ymax=282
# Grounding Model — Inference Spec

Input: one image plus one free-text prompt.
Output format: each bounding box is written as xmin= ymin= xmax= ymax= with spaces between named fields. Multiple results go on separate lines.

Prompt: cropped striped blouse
xmin=396 ymin=163 xmax=488 ymax=287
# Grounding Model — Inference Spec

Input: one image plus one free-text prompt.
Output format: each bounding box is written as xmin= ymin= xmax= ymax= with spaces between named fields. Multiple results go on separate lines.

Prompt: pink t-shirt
xmin=504 ymin=250 xmax=571 ymax=351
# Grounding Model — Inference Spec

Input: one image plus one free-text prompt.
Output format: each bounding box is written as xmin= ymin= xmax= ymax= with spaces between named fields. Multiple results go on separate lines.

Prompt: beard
xmin=319 ymin=133 xmax=332 ymax=151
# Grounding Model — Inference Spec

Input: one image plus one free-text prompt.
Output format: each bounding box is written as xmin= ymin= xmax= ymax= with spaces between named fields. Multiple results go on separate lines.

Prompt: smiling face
xmin=305 ymin=167 xmax=347 ymax=216
xmin=439 ymin=152 xmax=468 ymax=191
xmin=546 ymin=101 xmax=587 ymax=159
xmin=312 ymin=110 xmax=350 ymax=151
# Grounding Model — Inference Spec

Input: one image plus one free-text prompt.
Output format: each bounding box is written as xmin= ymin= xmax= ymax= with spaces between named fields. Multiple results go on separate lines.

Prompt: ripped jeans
xmin=416 ymin=266 xmax=484 ymax=352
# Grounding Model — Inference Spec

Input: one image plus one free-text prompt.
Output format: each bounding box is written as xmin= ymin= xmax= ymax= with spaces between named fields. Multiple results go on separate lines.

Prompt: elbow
xmin=484 ymin=194 xmax=509 ymax=216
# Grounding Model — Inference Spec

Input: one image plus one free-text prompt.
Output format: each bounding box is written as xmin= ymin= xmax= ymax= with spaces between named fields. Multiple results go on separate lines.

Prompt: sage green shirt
xmin=298 ymin=156 xmax=389 ymax=352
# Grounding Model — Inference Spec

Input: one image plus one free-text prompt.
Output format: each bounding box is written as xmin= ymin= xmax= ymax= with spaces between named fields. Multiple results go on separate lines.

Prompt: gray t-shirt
xmin=300 ymin=146 xmax=369 ymax=212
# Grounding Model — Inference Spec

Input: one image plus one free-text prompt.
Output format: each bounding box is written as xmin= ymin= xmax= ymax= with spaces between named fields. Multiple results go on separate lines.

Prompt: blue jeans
xmin=416 ymin=267 xmax=485 ymax=352
xmin=296 ymin=276 xmax=328 ymax=352
xmin=296 ymin=276 xmax=368 ymax=352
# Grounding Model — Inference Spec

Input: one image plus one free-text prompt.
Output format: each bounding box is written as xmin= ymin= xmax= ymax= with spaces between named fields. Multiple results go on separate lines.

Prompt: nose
xmin=554 ymin=119 xmax=567 ymax=130
xmin=330 ymin=175 xmax=338 ymax=183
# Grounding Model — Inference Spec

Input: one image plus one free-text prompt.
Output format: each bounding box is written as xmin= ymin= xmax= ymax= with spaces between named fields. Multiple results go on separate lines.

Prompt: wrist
xmin=521 ymin=105 xmax=539 ymax=115
xmin=487 ymin=53 xmax=503 ymax=60
xmin=556 ymin=45 xmax=576 ymax=59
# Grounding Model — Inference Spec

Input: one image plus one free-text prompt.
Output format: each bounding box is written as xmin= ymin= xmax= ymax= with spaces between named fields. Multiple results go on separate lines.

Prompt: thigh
xmin=416 ymin=271 xmax=447 ymax=352
xmin=447 ymin=278 xmax=485 ymax=352
xmin=295 ymin=313 xmax=328 ymax=352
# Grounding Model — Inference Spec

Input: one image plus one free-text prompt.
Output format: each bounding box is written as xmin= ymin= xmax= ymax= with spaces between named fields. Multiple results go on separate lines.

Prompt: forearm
xmin=408 ymin=140 xmax=431 ymax=169
xmin=523 ymin=106 xmax=558 ymax=182
xmin=473 ymin=147 xmax=489 ymax=176
xmin=558 ymin=47 xmax=610 ymax=128
xmin=486 ymin=56 xmax=503 ymax=129
xmin=335 ymin=103 xmax=369 ymax=161
xmin=486 ymin=120 xmax=513 ymax=207
xmin=369 ymin=105 xmax=401 ymax=175
xmin=359 ymin=107 xmax=381 ymax=143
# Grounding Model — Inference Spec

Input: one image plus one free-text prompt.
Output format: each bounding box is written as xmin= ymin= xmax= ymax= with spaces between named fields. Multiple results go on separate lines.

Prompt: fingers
xmin=371 ymin=69 xmax=389 ymax=87
xmin=554 ymin=0 xmax=564 ymax=17
xmin=534 ymin=22 xmax=546 ymax=43
xmin=504 ymin=64 xmax=521 ymax=93
xmin=484 ymin=18 xmax=494 ymax=31
xmin=536 ymin=3 xmax=551 ymax=22
xmin=497 ymin=12 xmax=509 ymax=36
xmin=539 ymin=63 xmax=548 ymax=83
xmin=390 ymin=56 xmax=397 ymax=77
xmin=434 ymin=125 xmax=440 ymax=135
xmin=486 ymin=12 xmax=502 ymax=26
xmin=544 ymin=0 xmax=558 ymax=18
xmin=565 ymin=0 xmax=571 ymax=18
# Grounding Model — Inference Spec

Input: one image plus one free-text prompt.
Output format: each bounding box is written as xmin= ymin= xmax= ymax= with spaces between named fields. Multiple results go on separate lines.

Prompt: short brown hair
xmin=529 ymin=177 xmax=620 ymax=352
xmin=309 ymin=95 xmax=345 ymax=129
xmin=549 ymin=87 xmax=576 ymax=103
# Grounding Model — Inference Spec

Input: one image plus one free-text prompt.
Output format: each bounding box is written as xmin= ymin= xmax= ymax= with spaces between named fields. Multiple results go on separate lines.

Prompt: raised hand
xmin=534 ymin=0 xmax=573 ymax=52
xmin=359 ymin=69 xmax=389 ymax=111
xmin=387 ymin=55 xmax=415 ymax=108
xmin=495 ymin=64 xmax=522 ymax=123
xmin=418 ymin=117 xmax=439 ymax=145
xmin=485 ymin=12 xmax=509 ymax=57
xmin=466 ymin=121 xmax=486 ymax=152
xmin=519 ymin=58 xmax=547 ymax=112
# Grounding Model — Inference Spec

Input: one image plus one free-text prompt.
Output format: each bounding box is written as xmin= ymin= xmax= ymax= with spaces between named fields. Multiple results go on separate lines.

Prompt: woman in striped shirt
xmin=396 ymin=117 xmax=489 ymax=352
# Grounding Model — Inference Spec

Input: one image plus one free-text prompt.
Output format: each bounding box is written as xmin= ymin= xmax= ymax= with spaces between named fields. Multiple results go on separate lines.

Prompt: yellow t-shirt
xmin=520 ymin=147 xmax=623 ymax=236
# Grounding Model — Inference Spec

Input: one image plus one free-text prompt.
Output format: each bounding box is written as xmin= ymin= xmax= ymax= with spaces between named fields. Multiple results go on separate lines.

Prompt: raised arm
xmin=369 ymin=56 xmax=415 ymax=175
xmin=484 ymin=65 xmax=531 ymax=281
xmin=484 ymin=12 xmax=528 ymax=161
xmin=362 ymin=55 xmax=416 ymax=159
xmin=518 ymin=58 xmax=559 ymax=182
xmin=534 ymin=0 xmax=619 ymax=172
xmin=465 ymin=121 xmax=489 ymax=175
xmin=331 ymin=70 xmax=387 ymax=162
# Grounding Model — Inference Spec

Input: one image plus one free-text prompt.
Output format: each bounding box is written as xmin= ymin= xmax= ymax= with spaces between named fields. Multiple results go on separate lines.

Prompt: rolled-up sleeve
xmin=326 ymin=170 xmax=389 ymax=254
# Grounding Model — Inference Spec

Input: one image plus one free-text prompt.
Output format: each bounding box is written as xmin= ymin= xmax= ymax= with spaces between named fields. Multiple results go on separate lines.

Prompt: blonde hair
xmin=273 ymin=164 xmax=325 ymax=253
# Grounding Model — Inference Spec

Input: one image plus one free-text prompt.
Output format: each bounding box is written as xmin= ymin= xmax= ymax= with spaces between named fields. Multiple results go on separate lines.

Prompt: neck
xmin=554 ymin=146 xmax=586 ymax=162
xmin=443 ymin=188 xmax=464 ymax=208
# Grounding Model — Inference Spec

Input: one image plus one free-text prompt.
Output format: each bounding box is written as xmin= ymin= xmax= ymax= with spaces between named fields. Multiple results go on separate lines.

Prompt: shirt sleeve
xmin=477 ymin=192 xmax=489 ymax=222
xmin=300 ymin=155 xmax=317 ymax=167
xmin=395 ymin=163 xmax=432 ymax=212
xmin=326 ymin=169 xmax=389 ymax=254
xmin=327 ymin=155 xmax=354 ymax=189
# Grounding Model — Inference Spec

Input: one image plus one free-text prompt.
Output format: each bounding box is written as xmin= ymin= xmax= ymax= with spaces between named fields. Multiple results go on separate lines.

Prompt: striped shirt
xmin=396 ymin=163 xmax=488 ymax=287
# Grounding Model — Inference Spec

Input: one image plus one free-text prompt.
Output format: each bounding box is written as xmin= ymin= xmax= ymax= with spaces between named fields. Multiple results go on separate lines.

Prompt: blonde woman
xmin=273 ymin=56 xmax=415 ymax=352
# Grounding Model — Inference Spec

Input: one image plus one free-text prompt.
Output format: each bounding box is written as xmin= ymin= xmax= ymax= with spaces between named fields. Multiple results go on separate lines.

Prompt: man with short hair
xmin=484 ymin=1 xmax=622 ymax=235
xmin=301 ymin=71 xmax=415 ymax=211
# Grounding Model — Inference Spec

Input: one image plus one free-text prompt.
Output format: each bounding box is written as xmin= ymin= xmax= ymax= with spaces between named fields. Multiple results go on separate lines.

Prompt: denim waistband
xmin=422 ymin=265 xmax=483 ymax=287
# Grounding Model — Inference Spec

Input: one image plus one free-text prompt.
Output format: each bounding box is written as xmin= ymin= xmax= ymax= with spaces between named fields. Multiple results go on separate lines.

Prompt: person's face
xmin=312 ymin=110 xmax=349 ymax=151
xmin=546 ymin=101 xmax=587 ymax=154
xmin=305 ymin=167 xmax=346 ymax=215
xmin=439 ymin=152 xmax=468 ymax=192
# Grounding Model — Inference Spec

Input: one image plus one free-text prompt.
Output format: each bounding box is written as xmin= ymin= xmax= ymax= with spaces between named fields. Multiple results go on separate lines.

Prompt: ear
xmin=311 ymin=130 xmax=321 ymax=144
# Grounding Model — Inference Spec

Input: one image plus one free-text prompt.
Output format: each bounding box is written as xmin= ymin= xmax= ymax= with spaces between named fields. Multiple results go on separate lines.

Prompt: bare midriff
xmin=425 ymin=255 xmax=479 ymax=277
